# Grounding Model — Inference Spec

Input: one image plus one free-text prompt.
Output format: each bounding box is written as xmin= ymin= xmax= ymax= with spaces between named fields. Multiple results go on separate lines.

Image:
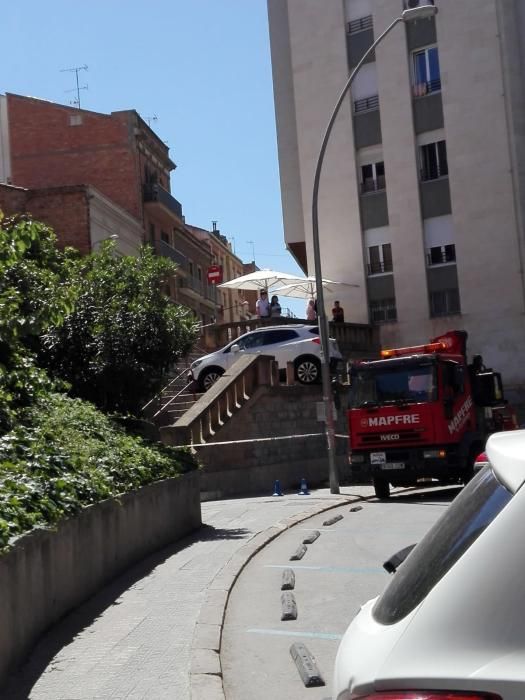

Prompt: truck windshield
xmin=349 ymin=362 xmax=437 ymax=408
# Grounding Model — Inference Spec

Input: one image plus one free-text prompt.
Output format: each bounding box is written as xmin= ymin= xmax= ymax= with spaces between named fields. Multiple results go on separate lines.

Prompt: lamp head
xmin=402 ymin=2 xmax=437 ymax=22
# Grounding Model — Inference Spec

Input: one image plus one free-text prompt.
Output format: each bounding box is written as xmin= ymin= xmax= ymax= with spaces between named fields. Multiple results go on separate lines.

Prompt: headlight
xmin=423 ymin=449 xmax=446 ymax=459
xmin=191 ymin=359 xmax=203 ymax=369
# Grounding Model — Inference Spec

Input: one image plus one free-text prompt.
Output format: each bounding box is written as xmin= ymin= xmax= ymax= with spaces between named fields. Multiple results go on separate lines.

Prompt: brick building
xmin=187 ymin=223 xmax=249 ymax=323
xmin=0 ymin=93 xmax=227 ymax=324
xmin=0 ymin=183 xmax=143 ymax=256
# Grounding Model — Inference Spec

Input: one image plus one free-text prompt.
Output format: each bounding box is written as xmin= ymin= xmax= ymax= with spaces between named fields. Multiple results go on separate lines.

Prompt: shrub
xmin=0 ymin=393 xmax=199 ymax=550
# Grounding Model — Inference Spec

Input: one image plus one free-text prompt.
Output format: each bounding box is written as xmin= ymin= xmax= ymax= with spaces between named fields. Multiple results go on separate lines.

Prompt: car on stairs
xmin=189 ymin=324 xmax=343 ymax=392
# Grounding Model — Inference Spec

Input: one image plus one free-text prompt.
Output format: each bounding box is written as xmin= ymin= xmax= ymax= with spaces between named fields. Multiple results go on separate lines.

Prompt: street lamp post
xmin=312 ymin=3 xmax=438 ymax=494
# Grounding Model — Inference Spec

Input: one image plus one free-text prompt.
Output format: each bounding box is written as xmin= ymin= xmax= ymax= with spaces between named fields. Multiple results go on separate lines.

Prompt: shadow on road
xmin=0 ymin=521 xmax=251 ymax=699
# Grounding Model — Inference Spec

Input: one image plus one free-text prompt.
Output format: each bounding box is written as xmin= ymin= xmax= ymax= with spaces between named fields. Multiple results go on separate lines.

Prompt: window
xmin=347 ymin=15 xmax=373 ymax=34
xmin=413 ymin=46 xmax=441 ymax=96
xmin=354 ymin=94 xmax=379 ymax=113
xmin=161 ymin=230 xmax=170 ymax=244
xmin=370 ymin=298 xmax=397 ymax=323
xmin=420 ymin=141 xmax=448 ymax=181
xmin=361 ymin=161 xmax=385 ymax=193
xmin=429 ymin=288 xmax=461 ymax=317
xmin=235 ymin=332 xmax=267 ymax=350
xmin=263 ymin=329 xmax=299 ymax=345
xmin=189 ymin=261 xmax=194 ymax=276
xmin=197 ymin=267 xmax=202 ymax=281
xmin=373 ymin=468 xmax=512 ymax=625
xmin=149 ymin=223 xmax=156 ymax=242
xmin=427 ymin=244 xmax=456 ymax=266
xmin=368 ymin=243 xmax=392 ymax=274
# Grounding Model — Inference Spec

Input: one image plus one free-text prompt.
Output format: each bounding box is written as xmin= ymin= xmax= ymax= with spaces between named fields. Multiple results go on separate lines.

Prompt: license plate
xmin=381 ymin=462 xmax=405 ymax=470
xmin=370 ymin=452 xmax=386 ymax=464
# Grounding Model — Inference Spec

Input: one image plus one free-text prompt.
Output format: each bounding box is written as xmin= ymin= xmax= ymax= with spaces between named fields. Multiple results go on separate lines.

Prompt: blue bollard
xmin=298 ymin=477 xmax=310 ymax=495
xmin=273 ymin=479 xmax=283 ymax=496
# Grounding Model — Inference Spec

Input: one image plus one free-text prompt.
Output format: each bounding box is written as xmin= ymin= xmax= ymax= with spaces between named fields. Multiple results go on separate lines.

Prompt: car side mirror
xmin=231 ymin=344 xmax=240 ymax=353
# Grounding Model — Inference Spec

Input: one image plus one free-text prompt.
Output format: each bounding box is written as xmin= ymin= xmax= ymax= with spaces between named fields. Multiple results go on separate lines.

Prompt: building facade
xmin=0 ymin=93 xmax=227 ymax=325
xmin=267 ymin=0 xmax=525 ymax=394
xmin=187 ymin=224 xmax=249 ymax=324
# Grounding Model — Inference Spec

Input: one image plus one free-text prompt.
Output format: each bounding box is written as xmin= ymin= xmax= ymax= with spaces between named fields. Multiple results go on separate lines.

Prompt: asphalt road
xmin=221 ymin=486 xmax=461 ymax=700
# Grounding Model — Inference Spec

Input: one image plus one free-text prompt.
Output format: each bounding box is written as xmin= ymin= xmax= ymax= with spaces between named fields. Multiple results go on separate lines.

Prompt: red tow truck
xmin=348 ymin=330 xmax=517 ymax=498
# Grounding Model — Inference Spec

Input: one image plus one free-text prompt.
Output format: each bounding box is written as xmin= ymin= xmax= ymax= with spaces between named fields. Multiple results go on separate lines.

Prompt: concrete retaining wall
xmin=191 ymin=385 xmax=351 ymax=499
xmin=0 ymin=471 xmax=201 ymax=686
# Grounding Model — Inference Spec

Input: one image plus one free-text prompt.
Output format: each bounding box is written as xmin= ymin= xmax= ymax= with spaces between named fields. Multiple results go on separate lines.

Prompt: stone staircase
xmin=143 ymin=346 xmax=207 ymax=427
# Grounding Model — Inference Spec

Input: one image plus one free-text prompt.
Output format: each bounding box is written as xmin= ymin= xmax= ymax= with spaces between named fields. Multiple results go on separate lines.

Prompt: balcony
xmin=361 ymin=175 xmax=386 ymax=194
xmin=154 ymin=239 xmax=188 ymax=269
xmin=427 ymin=247 xmax=456 ymax=266
xmin=143 ymin=183 xmax=183 ymax=220
xmin=354 ymin=94 xmax=379 ymax=113
xmin=367 ymin=260 xmax=392 ymax=275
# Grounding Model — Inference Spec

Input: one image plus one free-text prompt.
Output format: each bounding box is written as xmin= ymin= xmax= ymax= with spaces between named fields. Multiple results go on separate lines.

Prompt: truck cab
xmin=348 ymin=331 xmax=513 ymax=498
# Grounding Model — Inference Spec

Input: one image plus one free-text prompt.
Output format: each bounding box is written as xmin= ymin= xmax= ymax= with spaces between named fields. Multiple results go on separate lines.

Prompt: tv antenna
xmin=60 ymin=64 xmax=88 ymax=109
xmin=144 ymin=114 xmax=158 ymax=127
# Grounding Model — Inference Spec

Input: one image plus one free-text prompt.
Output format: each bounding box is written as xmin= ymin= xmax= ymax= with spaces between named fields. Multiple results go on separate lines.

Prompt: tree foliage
xmin=0 ymin=215 xmax=74 ymax=433
xmin=41 ymin=242 xmax=199 ymax=413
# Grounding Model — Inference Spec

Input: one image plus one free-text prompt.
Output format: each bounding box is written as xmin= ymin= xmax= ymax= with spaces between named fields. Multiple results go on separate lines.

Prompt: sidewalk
xmin=2 ymin=486 xmax=374 ymax=700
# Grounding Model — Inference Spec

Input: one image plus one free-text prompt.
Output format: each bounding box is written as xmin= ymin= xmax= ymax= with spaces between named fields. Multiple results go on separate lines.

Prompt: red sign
xmin=207 ymin=265 xmax=223 ymax=284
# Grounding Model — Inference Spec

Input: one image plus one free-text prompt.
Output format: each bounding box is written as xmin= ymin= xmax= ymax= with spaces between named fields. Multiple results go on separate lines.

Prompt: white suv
xmin=189 ymin=325 xmax=342 ymax=392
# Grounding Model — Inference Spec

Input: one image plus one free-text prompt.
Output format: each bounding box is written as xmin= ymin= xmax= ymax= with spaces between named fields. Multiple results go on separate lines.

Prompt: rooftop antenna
xmin=247 ymin=240 xmax=256 ymax=263
xmin=60 ymin=64 xmax=88 ymax=109
xmin=144 ymin=114 xmax=158 ymax=127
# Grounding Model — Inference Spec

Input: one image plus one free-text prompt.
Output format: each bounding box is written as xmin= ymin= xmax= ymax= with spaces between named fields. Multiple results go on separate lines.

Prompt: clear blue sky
xmin=2 ymin=0 xmax=308 ymax=316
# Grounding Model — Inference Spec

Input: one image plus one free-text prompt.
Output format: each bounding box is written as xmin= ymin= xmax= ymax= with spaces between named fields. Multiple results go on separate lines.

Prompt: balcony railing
xmin=427 ymin=248 xmax=456 ymax=266
xmin=413 ymin=78 xmax=441 ymax=97
xmin=361 ymin=175 xmax=386 ymax=194
xmin=367 ymin=260 xmax=393 ymax=275
xmin=348 ymin=15 xmax=373 ymax=34
xmin=420 ymin=163 xmax=448 ymax=182
xmin=154 ymin=239 xmax=188 ymax=268
xmin=354 ymin=94 xmax=379 ymax=113
xmin=143 ymin=183 xmax=183 ymax=220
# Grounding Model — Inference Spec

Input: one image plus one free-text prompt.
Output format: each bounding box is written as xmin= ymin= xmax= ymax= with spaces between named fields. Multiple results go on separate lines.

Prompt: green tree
xmin=41 ymin=242 xmax=199 ymax=413
xmin=0 ymin=214 xmax=73 ymax=433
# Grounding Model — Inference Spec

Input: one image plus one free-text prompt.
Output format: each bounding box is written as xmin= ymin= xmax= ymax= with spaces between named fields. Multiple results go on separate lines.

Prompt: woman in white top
xmin=306 ymin=298 xmax=317 ymax=322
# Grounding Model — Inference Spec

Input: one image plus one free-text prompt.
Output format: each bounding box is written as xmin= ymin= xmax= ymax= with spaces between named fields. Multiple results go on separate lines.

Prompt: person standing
xmin=270 ymin=295 xmax=282 ymax=318
xmin=332 ymin=300 xmax=345 ymax=323
xmin=256 ymin=290 xmax=270 ymax=318
xmin=306 ymin=298 xmax=317 ymax=322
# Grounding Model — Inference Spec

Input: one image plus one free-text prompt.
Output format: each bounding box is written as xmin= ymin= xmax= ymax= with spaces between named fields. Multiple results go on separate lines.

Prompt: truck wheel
xmin=373 ymin=476 xmax=390 ymax=499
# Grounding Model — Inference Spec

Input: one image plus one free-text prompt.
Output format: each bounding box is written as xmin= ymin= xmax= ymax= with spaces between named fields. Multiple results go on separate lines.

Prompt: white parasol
xmin=217 ymin=269 xmax=302 ymax=292
xmin=273 ymin=276 xmax=359 ymax=299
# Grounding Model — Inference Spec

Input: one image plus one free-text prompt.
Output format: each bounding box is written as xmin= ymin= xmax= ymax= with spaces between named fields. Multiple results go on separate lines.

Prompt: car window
xmin=373 ymin=467 xmax=512 ymax=625
xmin=237 ymin=332 xmax=267 ymax=350
xmin=308 ymin=327 xmax=319 ymax=335
xmin=263 ymin=329 xmax=299 ymax=345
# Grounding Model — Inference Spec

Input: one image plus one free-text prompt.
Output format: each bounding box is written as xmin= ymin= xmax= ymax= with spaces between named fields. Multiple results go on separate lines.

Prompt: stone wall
xmin=191 ymin=384 xmax=350 ymax=499
xmin=0 ymin=471 xmax=201 ymax=687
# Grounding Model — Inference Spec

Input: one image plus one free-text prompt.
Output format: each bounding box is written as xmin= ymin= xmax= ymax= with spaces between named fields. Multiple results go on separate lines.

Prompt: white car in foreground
xmin=333 ymin=429 xmax=525 ymax=700
xmin=189 ymin=324 xmax=342 ymax=392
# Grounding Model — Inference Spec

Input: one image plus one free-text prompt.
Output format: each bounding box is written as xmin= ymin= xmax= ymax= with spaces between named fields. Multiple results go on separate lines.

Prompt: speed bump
xmin=289 ymin=642 xmax=325 ymax=687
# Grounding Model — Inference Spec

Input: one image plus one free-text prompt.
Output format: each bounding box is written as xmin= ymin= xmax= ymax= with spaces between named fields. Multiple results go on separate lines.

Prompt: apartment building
xmin=187 ymin=223 xmax=249 ymax=323
xmin=268 ymin=0 xmax=525 ymax=394
xmin=0 ymin=93 xmax=219 ymax=323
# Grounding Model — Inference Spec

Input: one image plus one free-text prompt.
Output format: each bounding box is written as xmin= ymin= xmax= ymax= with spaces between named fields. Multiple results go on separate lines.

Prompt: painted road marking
xmin=248 ymin=628 xmax=343 ymax=641
xmin=265 ymin=564 xmax=384 ymax=574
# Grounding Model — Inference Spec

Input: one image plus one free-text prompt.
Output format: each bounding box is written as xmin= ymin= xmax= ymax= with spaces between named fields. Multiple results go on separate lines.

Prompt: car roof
xmin=486 ymin=429 xmax=525 ymax=494
xmin=242 ymin=324 xmax=315 ymax=334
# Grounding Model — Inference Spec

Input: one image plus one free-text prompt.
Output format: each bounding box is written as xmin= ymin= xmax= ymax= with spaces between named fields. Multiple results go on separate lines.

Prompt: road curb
xmin=189 ymin=493 xmax=367 ymax=700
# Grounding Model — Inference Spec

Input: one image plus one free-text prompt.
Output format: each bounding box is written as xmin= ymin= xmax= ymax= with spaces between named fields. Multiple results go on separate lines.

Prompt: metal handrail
xmin=141 ymin=365 xmax=191 ymax=413
xmin=153 ymin=380 xmax=195 ymax=419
